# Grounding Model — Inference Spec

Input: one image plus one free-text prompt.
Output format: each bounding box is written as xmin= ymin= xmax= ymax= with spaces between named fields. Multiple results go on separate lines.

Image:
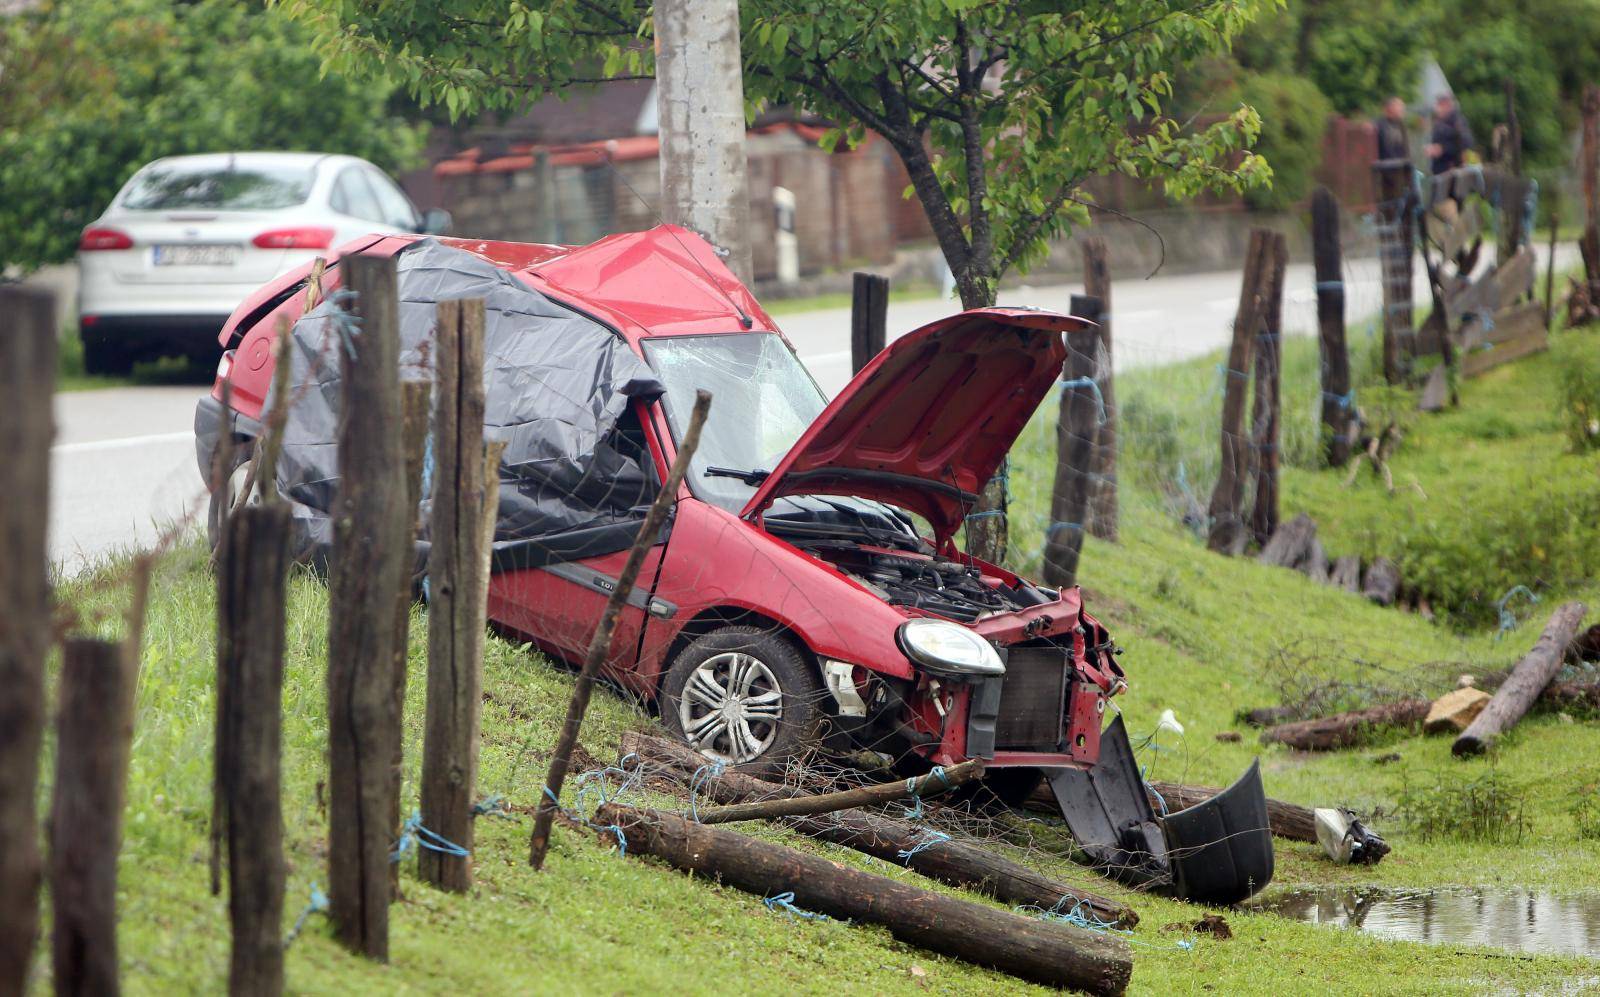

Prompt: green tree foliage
xmin=0 ymin=0 xmax=427 ymax=274
xmin=1231 ymin=72 xmax=1333 ymax=209
xmin=278 ymin=0 xmax=1273 ymax=308
xmin=1434 ymin=16 xmax=1564 ymax=171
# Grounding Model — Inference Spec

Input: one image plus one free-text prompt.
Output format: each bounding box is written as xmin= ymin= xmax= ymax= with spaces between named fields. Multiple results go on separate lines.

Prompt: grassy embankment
xmin=34 ymin=314 xmax=1600 ymax=994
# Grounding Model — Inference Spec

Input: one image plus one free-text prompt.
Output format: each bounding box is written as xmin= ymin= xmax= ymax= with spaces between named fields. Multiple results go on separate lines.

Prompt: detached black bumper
xmin=193 ymin=393 xmax=261 ymax=486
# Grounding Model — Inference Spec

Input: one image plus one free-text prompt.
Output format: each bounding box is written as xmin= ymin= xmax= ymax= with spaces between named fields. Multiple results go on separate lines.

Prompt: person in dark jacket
xmin=1426 ymin=93 xmax=1475 ymax=174
xmin=1375 ymin=96 xmax=1410 ymax=162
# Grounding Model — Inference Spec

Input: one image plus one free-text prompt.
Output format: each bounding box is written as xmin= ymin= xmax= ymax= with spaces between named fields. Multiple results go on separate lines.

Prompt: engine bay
xmin=791 ymin=539 xmax=1053 ymax=623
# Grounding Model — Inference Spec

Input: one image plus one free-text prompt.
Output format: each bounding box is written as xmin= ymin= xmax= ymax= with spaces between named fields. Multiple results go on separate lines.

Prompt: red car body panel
xmin=207 ymin=225 xmax=1111 ymax=773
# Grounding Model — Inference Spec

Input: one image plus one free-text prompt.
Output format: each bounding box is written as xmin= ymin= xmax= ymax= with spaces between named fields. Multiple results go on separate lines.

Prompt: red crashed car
xmin=198 ymin=225 xmax=1271 ymax=903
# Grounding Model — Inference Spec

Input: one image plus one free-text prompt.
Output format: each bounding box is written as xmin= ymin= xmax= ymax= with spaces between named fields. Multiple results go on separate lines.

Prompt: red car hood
xmin=742 ymin=307 xmax=1089 ymax=541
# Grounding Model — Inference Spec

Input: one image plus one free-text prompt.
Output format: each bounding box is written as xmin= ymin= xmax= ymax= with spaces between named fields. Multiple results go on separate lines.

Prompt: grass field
xmin=30 ymin=317 xmax=1600 ymax=993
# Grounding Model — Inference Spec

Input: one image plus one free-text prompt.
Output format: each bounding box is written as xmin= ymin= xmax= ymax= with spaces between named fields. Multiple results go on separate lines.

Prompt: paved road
xmin=47 ymin=242 xmax=1578 ymax=573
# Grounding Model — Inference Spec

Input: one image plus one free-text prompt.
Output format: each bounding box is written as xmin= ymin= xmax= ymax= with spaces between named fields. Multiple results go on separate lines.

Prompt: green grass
xmin=54 ymin=329 xmax=213 ymax=392
xmin=34 ymin=315 xmax=1600 ymax=993
xmin=760 ymin=280 xmax=948 ymax=316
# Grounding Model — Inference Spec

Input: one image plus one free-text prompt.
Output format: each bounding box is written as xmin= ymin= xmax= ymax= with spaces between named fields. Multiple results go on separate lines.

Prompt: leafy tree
xmin=1232 ymin=72 xmax=1333 ymax=209
xmin=278 ymin=0 xmax=1272 ymax=310
xmin=0 ymin=0 xmax=427 ymax=274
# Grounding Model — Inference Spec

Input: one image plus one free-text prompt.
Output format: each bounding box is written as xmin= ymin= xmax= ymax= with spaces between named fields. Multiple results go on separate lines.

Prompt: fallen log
xmin=1362 ymin=557 xmax=1400 ymax=606
xmin=1329 ymin=555 xmax=1361 ymax=593
xmin=1258 ymin=513 xmax=1317 ymax=569
xmin=1454 ymin=602 xmax=1588 ymax=756
xmin=1237 ymin=705 xmax=1301 ymax=728
xmin=694 ymin=759 xmax=983 ymax=825
xmin=1259 ymin=699 xmax=1430 ymax=751
xmin=595 ymin=803 xmax=1133 ymax=995
xmin=619 ymin=732 xmax=1136 ymax=928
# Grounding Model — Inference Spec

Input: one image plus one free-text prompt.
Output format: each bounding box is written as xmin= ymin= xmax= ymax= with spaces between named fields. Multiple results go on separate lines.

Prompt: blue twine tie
xmin=1495 ymin=585 xmax=1539 ymax=640
xmin=391 ymin=810 xmax=470 ymax=862
xmin=897 ymin=828 xmax=951 ymax=861
xmin=1315 ymin=279 xmax=1344 ymax=292
xmin=1058 ymin=375 xmax=1107 ymax=424
xmin=284 ymin=884 xmax=329 ymax=948
xmin=472 ymin=795 xmax=515 ymax=820
xmin=688 ymin=759 xmax=728 ymax=822
xmin=764 ymin=891 xmax=830 ymax=921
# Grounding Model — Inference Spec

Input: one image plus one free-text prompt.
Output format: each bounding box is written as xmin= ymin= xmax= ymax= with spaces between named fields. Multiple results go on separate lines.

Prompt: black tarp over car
xmin=264 ymin=239 xmax=665 ymax=566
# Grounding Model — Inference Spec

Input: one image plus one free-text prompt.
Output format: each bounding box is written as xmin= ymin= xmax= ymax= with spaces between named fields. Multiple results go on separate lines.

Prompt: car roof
xmin=139 ymin=151 xmax=351 ymax=171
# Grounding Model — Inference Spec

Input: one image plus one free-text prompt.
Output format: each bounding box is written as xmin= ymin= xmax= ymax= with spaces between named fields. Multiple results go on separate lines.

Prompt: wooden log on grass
xmin=1257 ymin=513 xmax=1317 ymax=570
xmin=1259 ymin=699 xmax=1431 ymax=751
xmin=595 ymin=803 xmax=1133 ymax=995
xmin=1082 ymin=237 xmax=1118 ymax=542
xmin=1330 ymin=555 xmax=1362 ymax=593
xmin=419 ymin=298 xmax=492 ymax=893
xmin=1363 ymin=556 xmax=1401 ymax=606
xmin=50 ymin=639 xmax=135 ymax=997
xmin=326 ymin=253 xmax=409 ymax=960
xmin=1207 ymin=230 xmax=1271 ymax=554
xmin=1312 ymin=188 xmax=1352 ymax=466
xmin=527 ymin=391 xmax=713 ymax=870
xmin=619 ymin=732 xmax=1137 ymax=928
xmin=695 ymin=760 xmax=982 ymax=824
xmin=0 ymin=285 xmax=54 ymax=996
xmin=1454 ymin=601 xmax=1588 ymax=756
xmin=217 ymin=504 xmax=292 ymax=996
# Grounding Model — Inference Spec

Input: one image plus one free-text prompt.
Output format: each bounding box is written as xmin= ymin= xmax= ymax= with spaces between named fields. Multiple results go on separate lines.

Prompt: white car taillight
xmin=78 ymin=227 xmax=133 ymax=251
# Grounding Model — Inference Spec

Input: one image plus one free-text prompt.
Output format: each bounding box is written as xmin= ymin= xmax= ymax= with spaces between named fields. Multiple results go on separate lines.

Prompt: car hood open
xmin=741 ymin=307 xmax=1090 ymax=542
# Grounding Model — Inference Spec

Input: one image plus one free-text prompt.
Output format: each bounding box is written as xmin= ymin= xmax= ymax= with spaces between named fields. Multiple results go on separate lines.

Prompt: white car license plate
xmin=152 ymin=244 xmax=238 ymax=267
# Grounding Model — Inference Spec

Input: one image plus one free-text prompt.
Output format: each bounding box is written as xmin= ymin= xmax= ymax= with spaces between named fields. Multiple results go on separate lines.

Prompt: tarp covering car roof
xmin=268 ymin=238 xmax=664 ymax=564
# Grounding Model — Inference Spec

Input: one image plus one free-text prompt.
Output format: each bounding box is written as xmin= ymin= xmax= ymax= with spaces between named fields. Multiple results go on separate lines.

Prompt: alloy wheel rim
xmin=679 ymin=651 xmax=783 ymax=762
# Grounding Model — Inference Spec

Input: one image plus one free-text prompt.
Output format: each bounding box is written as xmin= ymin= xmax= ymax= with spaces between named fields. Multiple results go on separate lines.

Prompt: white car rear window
xmin=122 ymin=162 xmax=314 ymax=211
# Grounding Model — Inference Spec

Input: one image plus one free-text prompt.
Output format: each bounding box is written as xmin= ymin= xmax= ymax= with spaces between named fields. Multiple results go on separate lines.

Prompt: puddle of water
xmin=1244 ymin=886 xmax=1600 ymax=958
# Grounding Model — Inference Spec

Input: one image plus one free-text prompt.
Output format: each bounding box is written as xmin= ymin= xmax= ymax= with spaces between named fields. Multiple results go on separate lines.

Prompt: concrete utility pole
xmin=655 ymin=0 xmax=753 ymax=284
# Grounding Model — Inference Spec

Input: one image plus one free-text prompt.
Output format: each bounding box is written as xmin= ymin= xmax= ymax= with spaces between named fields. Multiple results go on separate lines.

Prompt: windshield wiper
xmin=704 ymin=466 xmax=770 ymax=485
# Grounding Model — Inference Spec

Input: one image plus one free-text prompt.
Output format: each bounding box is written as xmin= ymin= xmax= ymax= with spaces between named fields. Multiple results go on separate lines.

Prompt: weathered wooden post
xmin=0 ymin=286 xmax=54 ymax=997
xmin=1249 ymin=233 xmax=1288 ymax=547
xmin=1454 ymin=602 xmax=1587 ymax=756
xmin=1311 ymin=188 xmax=1352 ymax=467
xmin=1207 ymin=229 xmax=1270 ymax=554
xmin=850 ymin=272 xmax=888 ymax=374
xmin=1499 ymin=81 xmax=1528 ymax=266
xmin=49 ymin=638 xmax=135 ymax=997
xmin=216 ymin=504 xmax=292 ymax=996
xmin=419 ymin=299 xmax=493 ymax=892
xmin=1040 ymin=295 xmax=1103 ymax=588
xmin=1082 ymin=237 xmax=1118 ymax=542
xmin=1372 ymin=159 xmax=1414 ymax=382
xmin=529 ymin=390 xmax=713 ymax=870
xmin=389 ymin=379 xmax=430 ymax=901
xmin=1546 ymin=201 xmax=1561 ymax=328
xmin=326 ymin=253 xmax=409 ymax=960
xmin=1582 ymin=85 xmax=1600 ymax=301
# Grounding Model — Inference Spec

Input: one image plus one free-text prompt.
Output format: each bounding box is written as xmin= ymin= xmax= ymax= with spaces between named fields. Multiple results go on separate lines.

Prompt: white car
xmin=76 ymin=151 xmax=449 ymax=374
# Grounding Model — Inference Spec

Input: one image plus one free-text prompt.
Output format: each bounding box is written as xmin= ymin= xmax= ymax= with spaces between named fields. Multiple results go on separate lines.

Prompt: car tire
xmin=661 ymin=625 xmax=823 ymax=770
xmin=82 ymin=336 xmax=132 ymax=376
xmin=206 ymin=442 xmax=256 ymax=552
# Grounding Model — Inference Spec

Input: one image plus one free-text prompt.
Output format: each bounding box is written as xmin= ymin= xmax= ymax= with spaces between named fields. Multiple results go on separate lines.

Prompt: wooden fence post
xmin=1582 ymin=85 xmax=1600 ymax=295
xmin=326 ymin=253 xmax=408 ymax=960
xmin=217 ymin=504 xmax=292 ymax=996
xmin=1040 ymin=294 xmax=1103 ymax=588
xmin=1312 ymin=188 xmax=1352 ymax=467
xmin=0 ymin=286 xmax=55 ymax=996
xmin=1249 ymin=233 xmax=1288 ymax=547
xmin=1207 ymin=230 xmax=1270 ymax=554
xmin=49 ymin=638 xmax=134 ymax=997
xmin=1373 ymin=160 xmax=1414 ymax=382
xmin=1082 ymin=237 xmax=1118 ymax=542
xmin=419 ymin=299 xmax=491 ymax=892
xmin=528 ymin=391 xmax=713 ymax=870
xmin=389 ymin=380 xmax=430 ymax=901
xmin=850 ymin=272 xmax=888 ymax=374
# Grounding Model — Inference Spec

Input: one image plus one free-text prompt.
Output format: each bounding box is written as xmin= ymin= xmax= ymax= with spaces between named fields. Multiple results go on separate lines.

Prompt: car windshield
xmin=644 ymin=333 xmax=827 ymax=512
xmin=121 ymin=162 xmax=315 ymax=211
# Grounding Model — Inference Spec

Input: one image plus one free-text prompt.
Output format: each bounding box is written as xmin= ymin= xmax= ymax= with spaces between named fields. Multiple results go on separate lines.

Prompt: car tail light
xmin=216 ymin=349 xmax=235 ymax=381
xmin=78 ymin=227 xmax=133 ymax=251
xmin=252 ymin=227 xmax=334 ymax=250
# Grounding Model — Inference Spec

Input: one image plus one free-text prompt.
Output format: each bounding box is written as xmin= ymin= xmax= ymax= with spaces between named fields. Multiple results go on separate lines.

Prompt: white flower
xmin=1156 ymin=708 xmax=1185 ymax=737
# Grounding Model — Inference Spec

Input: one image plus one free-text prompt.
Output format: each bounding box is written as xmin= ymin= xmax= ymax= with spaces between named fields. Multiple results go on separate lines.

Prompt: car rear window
xmin=121 ymin=162 xmax=315 ymax=211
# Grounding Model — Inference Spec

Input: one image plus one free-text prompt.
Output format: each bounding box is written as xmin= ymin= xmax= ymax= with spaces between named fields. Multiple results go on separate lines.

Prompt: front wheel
xmin=661 ymin=625 xmax=823 ymax=769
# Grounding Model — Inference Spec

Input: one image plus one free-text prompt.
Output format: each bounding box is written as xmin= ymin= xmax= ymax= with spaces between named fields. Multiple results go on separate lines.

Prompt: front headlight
xmin=896 ymin=619 xmax=1005 ymax=678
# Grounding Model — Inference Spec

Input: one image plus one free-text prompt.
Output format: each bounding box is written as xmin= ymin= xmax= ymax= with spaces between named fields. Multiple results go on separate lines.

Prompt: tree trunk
xmin=1259 ymin=699 xmax=1431 ymax=751
xmin=1312 ymin=187 xmax=1352 ymax=466
xmin=1041 ymin=300 xmax=1104 ymax=587
xmin=618 ymin=732 xmax=1136 ymax=928
xmin=595 ymin=804 xmax=1133 ymax=995
xmin=217 ymin=504 xmax=291 ymax=997
xmin=1249 ymin=233 xmax=1288 ymax=547
xmin=655 ymin=0 xmax=752 ymax=283
xmin=1082 ymin=238 xmax=1118 ymax=541
xmin=1207 ymin=230 xmax=1271 ymax=553
xmin=420 ymin=299 xmax=492 ymax=893
xmin=0 ymin=285 xmax=54 ymax=997
xmin=326 ymin=254 xmax=409 ymax=960
xmin=50 ymin=639 xmax=135 ymax=997
xmin=1454 ymin=602 xmax=1588 ymax=756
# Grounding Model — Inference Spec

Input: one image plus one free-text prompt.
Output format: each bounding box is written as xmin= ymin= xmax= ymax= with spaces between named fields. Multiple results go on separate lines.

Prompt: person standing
xmin=1375 ymin=96 xmax=1410 ymax=162
xmin=1426 ymin=93 xmax=1475 ymax=174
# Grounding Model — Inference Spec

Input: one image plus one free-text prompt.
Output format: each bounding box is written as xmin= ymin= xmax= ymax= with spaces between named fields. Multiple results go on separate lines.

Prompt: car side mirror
xmin=419 ymin=208 xmax=452 ymax=235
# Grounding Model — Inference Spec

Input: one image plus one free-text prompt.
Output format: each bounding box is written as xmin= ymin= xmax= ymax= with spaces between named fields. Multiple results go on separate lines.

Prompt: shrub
xmin=1398 ymin=768 xmax=1531 ymax=844
xmin=1553 ymin=336 xmax=1600 ymax=453
xmin=1572 ymin=782 xmax=1600 ymax=841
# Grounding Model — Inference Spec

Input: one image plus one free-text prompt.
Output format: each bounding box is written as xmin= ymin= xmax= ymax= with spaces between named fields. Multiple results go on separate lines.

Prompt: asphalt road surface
xmin=47 ymin=242 xmax=1578 ymax=574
